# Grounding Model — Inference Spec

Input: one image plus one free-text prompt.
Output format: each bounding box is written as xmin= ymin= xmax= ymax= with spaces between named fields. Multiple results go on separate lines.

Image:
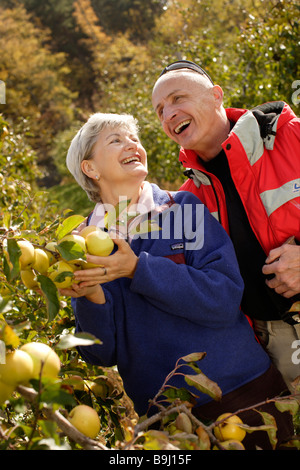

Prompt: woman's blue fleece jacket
xmin=72 ymin=184 xmax=270 ymax=416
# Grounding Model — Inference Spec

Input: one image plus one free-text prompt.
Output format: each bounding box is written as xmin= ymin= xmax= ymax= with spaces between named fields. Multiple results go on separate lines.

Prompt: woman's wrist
xmin=85 ymin=285 xmax=106 ymax=304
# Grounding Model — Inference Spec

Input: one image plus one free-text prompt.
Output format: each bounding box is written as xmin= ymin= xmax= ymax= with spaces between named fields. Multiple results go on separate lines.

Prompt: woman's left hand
xmin=73 ymin=237 xmax=139 ymax=286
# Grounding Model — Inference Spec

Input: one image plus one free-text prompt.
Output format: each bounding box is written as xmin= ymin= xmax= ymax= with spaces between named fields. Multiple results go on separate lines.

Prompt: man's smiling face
xmin=152 ymin=71 xmax=224 ymax=157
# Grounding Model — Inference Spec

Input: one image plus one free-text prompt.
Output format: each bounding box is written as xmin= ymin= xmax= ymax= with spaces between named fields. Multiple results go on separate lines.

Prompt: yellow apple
xmin=0 ymin=350 xmax=34 ymax=386
xmin=32 ymin=248 xmax=49 ymax=274
xmin=85 ymin=230 xmax=114 ymax=257
xmin=68 ymin=404 xmax=101 ymax=439
xmin=48 ymin=260 xmax=76 ymax=288
xmin=45 ymin=241 xmax=59 ymax=265
xmin=214 ymin=413 xmax=246 ymax=442
xmin=0 ymin=380 xmax=15 ymax=404
xmin=81 ymin=260 xmax=104 ymax=269
xmin=20 ymin=342 xmax=61 ymax=379
xmin=16 ymin=240 xmax=35 ymax=269
xmin=58 ymin=234 xmax=87 ymax=253
xmin=79 ymin=225 xmax=101 ymax=239
xmin=20 ymin=269 xmax=39 ymax=289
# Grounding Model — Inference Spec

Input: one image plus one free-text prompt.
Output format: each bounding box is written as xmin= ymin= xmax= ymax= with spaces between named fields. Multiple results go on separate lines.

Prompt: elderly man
xmin=152 ymin=60 xmax=300 ymax=390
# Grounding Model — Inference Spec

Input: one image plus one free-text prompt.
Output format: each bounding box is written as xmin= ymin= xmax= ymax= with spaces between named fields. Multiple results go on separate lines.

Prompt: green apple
xmin=0 ymin=350 xmax=34 ymax=386
xmin=16 ymin=240 xmax=35 ymax=269
xmin=20 ymin=342 xmax=61 ymax=379
xmin=48 ymin=260 xmax=76 ymax=288
xmin=0 ymin=380 xmax=15 ymax=404
xmin=20 ymin=269 xmax=39 ymax=289
xmin=85 ymin=230 xmax=114 ymax=257
xmin=68 ymin=404 xmax=101 ymax=439
xmin=32 ymin=248 xmax=50 ymax=274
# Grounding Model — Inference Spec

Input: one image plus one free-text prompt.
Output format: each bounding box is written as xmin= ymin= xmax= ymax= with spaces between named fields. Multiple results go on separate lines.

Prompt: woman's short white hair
xmin=66 ymin=112 xmax=140 ymax=202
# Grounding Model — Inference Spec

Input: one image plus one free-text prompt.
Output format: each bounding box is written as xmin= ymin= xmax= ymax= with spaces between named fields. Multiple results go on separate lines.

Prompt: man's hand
xmin=262 ymin=240 xmax=300 ymax=298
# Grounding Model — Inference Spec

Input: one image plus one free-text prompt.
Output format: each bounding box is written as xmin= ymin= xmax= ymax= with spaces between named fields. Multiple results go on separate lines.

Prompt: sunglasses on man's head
xmin=158 ymin=60 xmax=214 ymax=85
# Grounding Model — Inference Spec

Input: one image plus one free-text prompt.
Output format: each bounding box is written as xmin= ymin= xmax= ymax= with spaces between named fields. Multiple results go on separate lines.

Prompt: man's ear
xmin=212 ymin=85 xmax=224 ymax=107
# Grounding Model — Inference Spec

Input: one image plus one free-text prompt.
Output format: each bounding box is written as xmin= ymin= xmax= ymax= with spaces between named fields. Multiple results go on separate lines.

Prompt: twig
xmin=16 ymin=385 xmax=109 ymax=450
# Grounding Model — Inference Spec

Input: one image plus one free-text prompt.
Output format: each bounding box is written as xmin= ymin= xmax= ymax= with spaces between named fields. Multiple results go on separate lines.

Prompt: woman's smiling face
xmin=83 ymin=125 xmax=148 ymax=195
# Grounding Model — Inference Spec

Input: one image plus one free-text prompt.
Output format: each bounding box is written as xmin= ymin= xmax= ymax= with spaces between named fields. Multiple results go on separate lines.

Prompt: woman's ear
xmin=81 ymin=160 xmax=99 ymax=180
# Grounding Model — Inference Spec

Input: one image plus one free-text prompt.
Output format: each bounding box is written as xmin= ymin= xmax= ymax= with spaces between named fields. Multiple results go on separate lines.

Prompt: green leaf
xmin=162 ymin=386 xmax=197 ymax=404
xmin=56 ymin=240 xmax=86 ymax=261
xmin=55 ymin=332 xmax=102 ymax=350
xmin=5 ymin=238 xmax=21 ymax=280
xmin=55 ymin=215 xmax=85 ymax=240
xmin=185 ymin=372 xmax=222 ymax=401
xmin=275 ymin=399 xmax=299 ymax=416
xmin=256 ymin=410 xmax=278 ymax=449
xmin=37 ymin=275 xmax=60 ymax=322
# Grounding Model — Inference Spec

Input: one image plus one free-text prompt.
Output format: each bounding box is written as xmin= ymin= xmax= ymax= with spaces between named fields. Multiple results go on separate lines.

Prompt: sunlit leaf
xmin=55 ymin=215 xmax=86 ymax=240
xmin=185 ymin=373 xmax=222 ymax=401
xmin=55 ymin=332 xmax=102 ymax=350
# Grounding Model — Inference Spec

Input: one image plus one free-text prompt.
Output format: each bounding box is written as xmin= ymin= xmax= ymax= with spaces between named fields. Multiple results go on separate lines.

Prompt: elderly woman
xmin=63 ymin=113 xmax=293 ymax=449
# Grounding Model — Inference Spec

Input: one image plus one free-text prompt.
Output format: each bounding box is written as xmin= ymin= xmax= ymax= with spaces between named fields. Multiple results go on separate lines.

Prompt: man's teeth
xmin=175 ymin=120 xmax=191 ymax=134
xmin=122 ymin=156 xmax=140 ymax=164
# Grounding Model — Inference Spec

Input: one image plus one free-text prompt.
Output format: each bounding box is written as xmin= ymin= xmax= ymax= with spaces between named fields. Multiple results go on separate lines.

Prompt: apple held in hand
xmin=214 ymin=413 xmax=246 ymax=442
xmin=48 ymin=260 xmax=76 ymax=288
xmin=20 ymin=342 xmax=61 ymax=379
xmin=68 ymin=404 xmax=101 ymax=439
xmin=85 ymin=229 xmax=114 ymax=257
xmin=0 ymin=350 xmax=34 ymax=386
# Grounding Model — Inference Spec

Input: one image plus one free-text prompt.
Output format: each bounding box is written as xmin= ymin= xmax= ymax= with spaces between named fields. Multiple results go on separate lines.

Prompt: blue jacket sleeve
xmin=72 ymin=290 xmax=117 ymax=367
xmin=130 ymin=205 xmax=244 ymax=328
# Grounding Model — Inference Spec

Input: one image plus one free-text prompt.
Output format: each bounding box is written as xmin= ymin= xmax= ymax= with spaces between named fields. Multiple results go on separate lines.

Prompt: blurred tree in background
xmin=0 ymin=0 xmax=298 ymax=210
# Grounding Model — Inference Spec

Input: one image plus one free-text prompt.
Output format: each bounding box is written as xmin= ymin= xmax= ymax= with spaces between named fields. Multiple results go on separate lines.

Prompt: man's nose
xmin=162 ymin=104 xmax=177 ymax=123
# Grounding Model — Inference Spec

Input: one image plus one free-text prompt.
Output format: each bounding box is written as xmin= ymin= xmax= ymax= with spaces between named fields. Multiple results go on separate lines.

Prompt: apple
xmin=68 ymin=404 xmax=101 ymax=439
xmin=0 ymin=350 xmax=34 ymax=386
xmin=214 ymin=413 xmax=246 ymax=442
xmin=0 ymin=380 xmax=15 ymax=404
xmin=45 ymin=241 xmax=59 ymax=265
xmin=58 ymin=234 xmax=87 ymax=253
xmin=48 ymin=260 xmax=76 ymax=288
xmin=79 ymin=225 xmax=101 ymax=239
xmin=85 ymin=230 xmax=114 ymax=257
xmin=20 ymin=342 xmax=61 ymax=379
xmin=32 ymin=248 xmax=49 ymax=274
xmin=16 ymin=240 xmax=35 ymax=269
xmin=20 ymin=269 xmax=39 ymax=289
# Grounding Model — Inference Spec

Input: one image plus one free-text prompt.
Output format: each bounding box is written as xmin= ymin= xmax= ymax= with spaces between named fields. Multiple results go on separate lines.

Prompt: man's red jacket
xmin=179 ymin=101 xmax=300 ymax=255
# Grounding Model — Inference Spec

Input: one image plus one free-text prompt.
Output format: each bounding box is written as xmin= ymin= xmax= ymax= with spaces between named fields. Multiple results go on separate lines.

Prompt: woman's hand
xmin=73 ymin=237 xmax=138 ymax=286
xmin=59 ymin=282 xmax=106 ymax=304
